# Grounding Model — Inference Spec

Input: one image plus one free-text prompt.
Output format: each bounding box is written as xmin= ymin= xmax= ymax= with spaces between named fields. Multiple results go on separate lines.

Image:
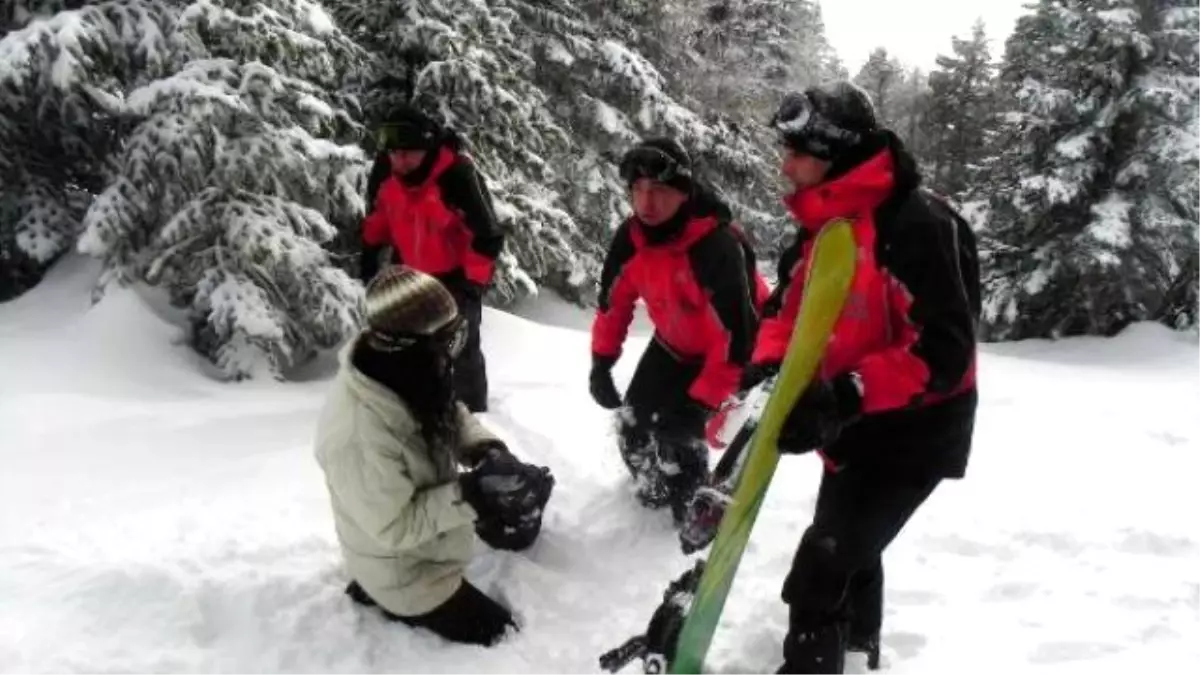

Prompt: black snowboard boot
xmin=618 ymin=425 xmax=672 ymax=509
xmin=778 ymin=620 xmax=847 ymax=674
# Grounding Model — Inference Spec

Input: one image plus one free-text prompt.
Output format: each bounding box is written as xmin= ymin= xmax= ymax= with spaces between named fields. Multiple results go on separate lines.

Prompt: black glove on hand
xmin=464 ymin=448 xmax=556 ymax=551
xmin=589 ymin=355 xmax=622 ymax=410
xmin=739 ymin=362 xmax=780 ymax=392
xmin=778 ymin=373 xmax=863 ymax=454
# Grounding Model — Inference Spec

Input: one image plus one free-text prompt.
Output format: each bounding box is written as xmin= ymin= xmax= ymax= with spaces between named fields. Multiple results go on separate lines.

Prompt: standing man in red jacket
xmin=589 ymin=137 xmax=769 ymax=524
xmin=751 ymin=82 xmax=981 ymax=673
xmin=360 ymin=105 xmax=504 ymax=413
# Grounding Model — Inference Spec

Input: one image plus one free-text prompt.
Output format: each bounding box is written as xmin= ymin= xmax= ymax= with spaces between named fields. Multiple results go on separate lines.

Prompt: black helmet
xmin=771 ymin=81 xmax=878 ymax=161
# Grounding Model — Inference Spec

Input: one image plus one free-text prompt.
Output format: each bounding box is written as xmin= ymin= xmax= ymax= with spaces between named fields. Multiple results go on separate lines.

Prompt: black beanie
xmin=619 ymin=137 xmax=695 ymax=194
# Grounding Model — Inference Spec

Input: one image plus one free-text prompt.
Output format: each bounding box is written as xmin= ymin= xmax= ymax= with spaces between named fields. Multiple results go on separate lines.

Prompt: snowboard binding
xmin=599 ymin=560 xmax=706 ymax=673
xmin=678 ymin=483 xmax=733 ymax=554
xmin=678 ymin=417 xmax=756 ymax=554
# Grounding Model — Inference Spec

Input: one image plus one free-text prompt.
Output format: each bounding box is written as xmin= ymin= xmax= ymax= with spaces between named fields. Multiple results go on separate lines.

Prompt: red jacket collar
xmin=391 ymin=146 xmax=458 ymax=193
xmin=785 ymin=149 xmax=896 ymax=231
xmin=630 ymin=215 xmax=718 ymax=252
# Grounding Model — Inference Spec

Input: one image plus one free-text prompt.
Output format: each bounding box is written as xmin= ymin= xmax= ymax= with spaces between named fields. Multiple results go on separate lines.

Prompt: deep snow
xmin=1 ymin=257 xmax=1198 ymax=673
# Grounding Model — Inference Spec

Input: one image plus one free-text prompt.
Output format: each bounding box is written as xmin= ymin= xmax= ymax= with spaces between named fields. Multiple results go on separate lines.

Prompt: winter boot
xmin=660 ymin=436 xmax=709 ymax=526
xmin=779 ymin=619 xmax=847 ymax=674
xmin=847 ymin=563 xmax=883 ymax=670
xmin=618 ymin=419 xmax=672 ymax=509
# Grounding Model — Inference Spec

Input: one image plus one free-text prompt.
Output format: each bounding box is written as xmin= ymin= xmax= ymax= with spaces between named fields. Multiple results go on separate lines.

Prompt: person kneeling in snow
xmin=314 ymin=265 xmax=554 ymax=647
xmin=588 ymin=137 xmax=769 ymax=524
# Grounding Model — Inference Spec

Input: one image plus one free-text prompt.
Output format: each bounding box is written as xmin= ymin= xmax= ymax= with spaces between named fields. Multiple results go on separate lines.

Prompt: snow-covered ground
xmin=1 ymin=257 xmax=1197 ymax=673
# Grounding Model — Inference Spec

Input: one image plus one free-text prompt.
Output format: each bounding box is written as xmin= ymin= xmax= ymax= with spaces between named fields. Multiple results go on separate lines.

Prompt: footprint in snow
xmin=1115 ymin=530 xmax=1196 ymax=557
xmin=985 ymin=581 xmax=1040 ymax=601
xmin=1029 ymin=641 xmax=1123 ymax=663
xmin=883 ymin=631 xmax=927 ymax=660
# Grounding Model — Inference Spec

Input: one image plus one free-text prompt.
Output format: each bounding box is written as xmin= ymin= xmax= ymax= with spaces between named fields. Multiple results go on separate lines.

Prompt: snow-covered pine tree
xmin=972 ymin=0 xmax=1199 ymax=339
xmin=326 ymin=0 xmax=791 ymax=303
xmin=0 ymin=0 xmax=169 ymax=300
xmin=2 ymin=0 xmax=371 ymax=377
xmin=890 ymin=66 xmax=931 ymax=159
xmin=920 ymin=20 xmax=998 ymax=198
xmin=853 ymin=47 xmax=905 ymax=126
xmin=665 ymin=0 xmax=840 ymax=120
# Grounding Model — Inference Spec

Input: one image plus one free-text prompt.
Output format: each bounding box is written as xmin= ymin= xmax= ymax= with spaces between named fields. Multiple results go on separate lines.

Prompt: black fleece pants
xmin=346 ymin=580 xmax=515 ymax=647
xmin=618 ymin=338 xmax=710 ymax=521
xmin=779 ymin=464 xmax=940 ymax=673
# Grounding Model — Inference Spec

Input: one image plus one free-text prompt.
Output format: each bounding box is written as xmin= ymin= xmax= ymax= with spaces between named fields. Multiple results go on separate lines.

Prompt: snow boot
xmin=778 ymin=621 xmax=847 ymax=674
xmin=661 ymin=437 xmax=709 ymax=526
xmin=618 ymin=420 xmax=673 ymax=510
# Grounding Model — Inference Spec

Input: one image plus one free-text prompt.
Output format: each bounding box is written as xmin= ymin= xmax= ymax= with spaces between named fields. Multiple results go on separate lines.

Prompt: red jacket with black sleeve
xmin=361 ymin=147 xmax=504 ymax=288
xmin=755 ymin=132 xmax=980 ymax=478
xmin=591 ymin=204 xmax=767 ymax=411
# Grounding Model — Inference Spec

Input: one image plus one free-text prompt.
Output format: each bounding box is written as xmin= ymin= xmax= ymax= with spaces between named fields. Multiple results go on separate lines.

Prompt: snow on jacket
xmin=755 ymin=132 xmax=979 ymax=478
xmin=591 ymin=193 xmax=769 ymax=410
xmin=314 ymin=339 xmax=501 ymax=616
xmin=362 ymin=147 xmax=504 ymax=286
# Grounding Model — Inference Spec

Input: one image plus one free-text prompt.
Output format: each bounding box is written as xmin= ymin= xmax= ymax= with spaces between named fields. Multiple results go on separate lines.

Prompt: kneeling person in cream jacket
xmin=315 ymin=266 xmax=554 ymax=646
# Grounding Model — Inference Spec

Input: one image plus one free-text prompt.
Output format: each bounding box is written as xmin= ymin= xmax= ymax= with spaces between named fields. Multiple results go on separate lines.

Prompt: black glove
xmin=778 ymin=373 xmax=863 ymax=454
xmin=589 ymin=355 xmax=623 ymax=410
xmin=739 ymin=362 xmax=780 ymax=392
xmin=461 ymin=448 xmax=556 ymax=551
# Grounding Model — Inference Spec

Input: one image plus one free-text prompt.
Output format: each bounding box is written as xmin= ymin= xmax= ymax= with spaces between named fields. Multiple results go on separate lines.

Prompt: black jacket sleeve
xmin=865 ymin=192 xmax=977 ymax=410
xmin=688 ymin=227 xmax=757 ymax=368
xmin=361 ymin=153 xmax=395 ymax=283
xmin=438 ymin=157 xmax=505 ymax=261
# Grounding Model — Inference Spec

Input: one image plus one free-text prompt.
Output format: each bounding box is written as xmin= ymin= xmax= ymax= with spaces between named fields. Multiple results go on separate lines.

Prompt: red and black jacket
xmin=758 ymin=132 xmax=979 ymax=478
xmin=592 ymin=194 xmax=770 ymax=410
xmin=361 ymin=147 xmax=504 ymax=289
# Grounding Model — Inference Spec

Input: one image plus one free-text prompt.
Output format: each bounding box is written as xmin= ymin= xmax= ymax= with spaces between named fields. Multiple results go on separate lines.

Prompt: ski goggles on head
xmin=771 ymin=92 xmax=815 ymax=136
xmin=618 ymin=146 xmax=692 ymax=186
xmin=770 ymin=92 xmax=862 ymax=150
xmin=376 ymin=122 xmax=437 ymax=152
xmin=366 ymin=314 xmax=468 ymax=357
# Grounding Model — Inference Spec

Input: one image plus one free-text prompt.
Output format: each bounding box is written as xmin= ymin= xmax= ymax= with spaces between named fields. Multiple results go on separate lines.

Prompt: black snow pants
xmin=618 ymin=337 xmax=710 ymax=523
xmin=443 ymin=277 xmax=489 ymax=413
xmin=778 ymin=464 xmax=940 ymax=673
xmin=346 ymin=579 xmax=516 ymax=647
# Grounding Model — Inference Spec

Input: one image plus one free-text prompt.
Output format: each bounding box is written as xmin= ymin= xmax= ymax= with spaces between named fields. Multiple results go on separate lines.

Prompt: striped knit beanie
xmin=363 ymin=266 xmax=459 ymax=350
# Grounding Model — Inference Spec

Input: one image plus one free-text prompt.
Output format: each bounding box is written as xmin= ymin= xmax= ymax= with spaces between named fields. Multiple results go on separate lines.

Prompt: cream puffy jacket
xmin=314 ymin=341 xmax=501 ymax=616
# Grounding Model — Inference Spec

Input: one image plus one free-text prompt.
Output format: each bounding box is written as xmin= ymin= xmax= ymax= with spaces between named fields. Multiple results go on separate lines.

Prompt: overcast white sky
xmin=822 ymin=0 xmax=1033 ymax=74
